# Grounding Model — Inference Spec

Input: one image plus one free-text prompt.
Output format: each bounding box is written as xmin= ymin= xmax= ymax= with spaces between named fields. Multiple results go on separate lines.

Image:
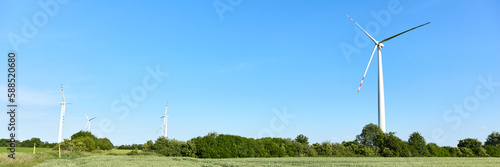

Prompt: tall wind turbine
xmin=83 ymin=112 xmax=96 ymax=132
xmin=161 ymin=101 xmax=169 ymax=138
xmin=58 ymin=84 xmax=70 ymax=158
xmin=347 ymin=14 xmax=430 ymax=133
xmin=58 ymin=84 xmax=68 ymax=144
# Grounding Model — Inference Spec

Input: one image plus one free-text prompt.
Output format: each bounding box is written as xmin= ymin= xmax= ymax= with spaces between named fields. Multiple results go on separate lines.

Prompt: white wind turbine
xmin=58 ymin=84 xmax=69 ymax=144
xmin=58 ymin=84 xmax=71 ymax=158
xmin=156 ymin=125 xmax=165 ymax=137
xmin=347 ymin=14 xmax=430 ymax=133
xmin=83 ymin=112 xmax=96 ymax=132
xmin=161 ymin=101 xmax=169 ymax=138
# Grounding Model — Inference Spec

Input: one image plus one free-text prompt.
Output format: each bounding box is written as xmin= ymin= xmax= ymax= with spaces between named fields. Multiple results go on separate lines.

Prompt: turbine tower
xmin=347 ymin=14 xmax=430 ymax=133
xmin=83 ymin=112 xmax=96 ymax=132
xmin=58 ymin=84 xmax=68 ymax=144
xmin=161 ymin=101 xmax=169 ymax=138
xmin=57 ymin=84 xmax=71 ymax=158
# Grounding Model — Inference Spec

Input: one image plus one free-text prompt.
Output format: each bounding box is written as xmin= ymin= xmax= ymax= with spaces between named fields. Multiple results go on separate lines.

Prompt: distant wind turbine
xmin=346 ymin=14 xmax=430 ymax=133
xmin=161 ymin=101 xmax=169 ymax=138
xmin=156 ymin=125 xmax=165 ymax=137
xmin=83 ymin=112 xmax=96 ymax=132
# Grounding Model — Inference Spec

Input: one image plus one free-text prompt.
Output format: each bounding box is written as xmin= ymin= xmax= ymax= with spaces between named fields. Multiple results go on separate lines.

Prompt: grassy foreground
xmin=2 ymin=149 xmax=500 ymax=167
xmin=35 ymin=156 xmax=500 ymax=167
xmin=0 ymin=147 xmax=52 ymax=153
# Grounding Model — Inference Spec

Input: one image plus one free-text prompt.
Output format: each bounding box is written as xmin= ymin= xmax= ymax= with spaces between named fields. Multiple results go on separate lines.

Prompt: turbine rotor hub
xmin=377 ymin=42 xmax=384 ymax=48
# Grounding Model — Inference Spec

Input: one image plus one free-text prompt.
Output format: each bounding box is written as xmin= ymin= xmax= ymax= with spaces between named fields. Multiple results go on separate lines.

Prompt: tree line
xmin=0 ymin=131 xmax=114 ymax=152
xmin=0 ymin=138 xmax=57 ymax=148
xmin=135 ymin=123 xmax=500 ymax=158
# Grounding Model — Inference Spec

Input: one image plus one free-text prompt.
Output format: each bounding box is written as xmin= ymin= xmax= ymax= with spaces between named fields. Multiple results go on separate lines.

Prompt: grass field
xmin=34 ymin=156 xmax=500 ymax=167
xmin=2 ymin=150 xmax=500 ymax=167
xmin=0 ymin=147 xmax=53 ymax=153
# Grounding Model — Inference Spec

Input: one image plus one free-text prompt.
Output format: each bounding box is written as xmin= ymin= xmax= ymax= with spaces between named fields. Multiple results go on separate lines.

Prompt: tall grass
xmin=35 ymin=156 xmax=500 ymax=167
xmin=0 ymin=150 xmax=89 ymax=167
xmin=0 ymin=147 xmax=52 ymax=153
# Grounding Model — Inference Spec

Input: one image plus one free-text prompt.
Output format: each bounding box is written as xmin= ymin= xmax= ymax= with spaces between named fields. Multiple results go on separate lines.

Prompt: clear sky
xmin=1 ymin=0 xmax=499 ymax=147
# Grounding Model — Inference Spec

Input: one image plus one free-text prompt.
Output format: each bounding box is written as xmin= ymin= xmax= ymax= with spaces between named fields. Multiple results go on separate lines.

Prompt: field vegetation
xmin=133 ymin=124 xmax=500 ymax=158
xmin=2 ymin=124 xmax=500 ymax=166
xmin=35 ymin=156 xmax=500 ymax=167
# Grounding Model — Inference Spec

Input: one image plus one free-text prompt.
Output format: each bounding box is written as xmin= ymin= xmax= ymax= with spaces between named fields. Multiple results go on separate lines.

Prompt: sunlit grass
xmin=35 ymin=156 xmax=500 ymax=167
xmin=0 ymin=147 xmax=52 ymax=153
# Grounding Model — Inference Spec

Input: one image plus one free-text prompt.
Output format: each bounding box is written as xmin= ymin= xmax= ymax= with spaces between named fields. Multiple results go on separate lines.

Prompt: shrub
xmin=483 ymin=145 xmax=500 ymax=157
xmin=154 ymin=137 xmax=184 ymax=157
xmin=459 ymin=147 xmax=475 ymax=157
xmin=295 ymin=134 xmax=309 ymax=145
xmin=98 ymin=138 xmax=114 ymax=150
xmin=71 ymin=131 xmax=99 ymax=150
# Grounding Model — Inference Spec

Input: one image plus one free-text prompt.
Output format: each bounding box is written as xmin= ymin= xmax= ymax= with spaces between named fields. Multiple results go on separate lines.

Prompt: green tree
xmin=459 ymin=147 xmax=475 ymax=157
xmin=144 ymin=140 xmax=154 ymax=152
xmin=458 ymin=138 xmax=481 ymax=149
xmin=408 ymin=132 xmax=430 ymax=156
xmin=98 ymin=138 xmax=114 ymax=150
xmin=383 ymin=132 xmax=411 ymax=157
xmin=355 ymin=123 xmax=386 ymax=147
xmin=427 ymin=143 xmax=449 ymax=157
xmin=154 ymin=137 xmax=184 ymax=157
xmin=485 ymin=131 xmax=500 ymax=146
xmin=295 ymin=134 xmax=309 ymax=145
xmin=74 ymin=136 xmax=97 ymax=151
xmin=71 ymin=131 xmax=99 ymax=149
xmin=483 ymin=145 xmax=500 ymax=157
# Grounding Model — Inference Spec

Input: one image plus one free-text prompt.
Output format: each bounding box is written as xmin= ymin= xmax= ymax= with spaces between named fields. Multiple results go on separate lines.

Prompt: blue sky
xmin=1 ymin=0 xmax=499 ymax=146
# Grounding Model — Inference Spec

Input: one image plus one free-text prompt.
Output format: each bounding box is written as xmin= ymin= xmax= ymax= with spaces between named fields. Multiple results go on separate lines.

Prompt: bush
xmin=443 ymin=146 xmax=461 ymax=157
xmin=408 ymin=132 xmax=430 ymax=156
xmin=458 ymin=138 xmax=481 ymax=149
xmin=127 ymin=149 xmax=139 ymax=155
xmin=71 ymin=131 xmax=99 ymax=150
xmin=98 ymin=138 xmax=114 ymax=150
xmin=485 ymin=132 xmax=500 ymax=146
xmin=295 ymin=134 xmax=309 ymax=145
xmin=483 ymin=145 xmax=500 ymax=157
xmin=73 ymin=136 xmax=96 ymax=151
xmin=473 ymin=147 xmax=489 ymax=157
xmin=459 ymin=147 xmax=475 ymax=157
xmin=154 ymin=137 xmax=184 ymax=157
xmin=427 ymin=143 xmax=449 ymax=157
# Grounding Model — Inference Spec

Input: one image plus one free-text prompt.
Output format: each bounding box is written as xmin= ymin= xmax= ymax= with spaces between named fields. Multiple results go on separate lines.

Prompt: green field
xmin=0 ymin=147 xmax=52 ymax=153
xmin=2 ymin=150 xmax=500 ymax=167
xmin=34 ymin=156 xmax=500 ymax=167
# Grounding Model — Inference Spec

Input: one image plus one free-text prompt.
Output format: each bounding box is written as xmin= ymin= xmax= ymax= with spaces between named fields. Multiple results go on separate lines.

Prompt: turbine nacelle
xmin=377 ymin=42 xmax=384 ymax=48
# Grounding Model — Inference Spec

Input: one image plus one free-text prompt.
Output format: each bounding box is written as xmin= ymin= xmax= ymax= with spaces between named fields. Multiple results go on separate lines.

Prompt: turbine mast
xmin=164 ymin=101 xmax=168 ymax=138
xmin=378 ymin=47 xmax=386 ymax=133
xmin=58 ymin=84 xmax=66 ymax=143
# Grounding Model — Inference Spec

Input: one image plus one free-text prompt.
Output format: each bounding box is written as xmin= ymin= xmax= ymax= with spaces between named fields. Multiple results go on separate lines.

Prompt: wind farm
xmin=1 ymin=1 xmax=499 ymax=166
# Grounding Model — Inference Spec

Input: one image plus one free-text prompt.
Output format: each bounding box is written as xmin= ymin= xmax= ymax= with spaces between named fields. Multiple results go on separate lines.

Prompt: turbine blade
xmin=84 ymin=112 xmax=89 ymax=120
xmin=346 ymin=14 xmax=377 ymax=43
xmin=89 ymin=117 xmax=96 ymax=121
xmin=357 ymin=45 xmax=378 ymax=93
xmin=380 ymin=22 xmax=430 ymax=43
